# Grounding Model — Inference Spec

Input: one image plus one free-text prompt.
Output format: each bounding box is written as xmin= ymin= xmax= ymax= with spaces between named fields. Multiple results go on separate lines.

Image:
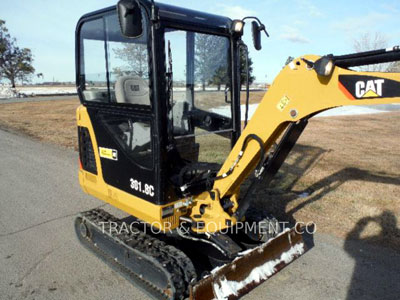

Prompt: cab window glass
xmin=105 ymin=12 xmax=150 ymax=106
xmin=79 ymin=11 xmax=150 ymax=106
xmin=99 ymin=114 xmax=153 ymax=169
xmin=165 ymin=28 xmax=232 ymax=165
xmin=80 ymin=18 xmax=108 ymax=102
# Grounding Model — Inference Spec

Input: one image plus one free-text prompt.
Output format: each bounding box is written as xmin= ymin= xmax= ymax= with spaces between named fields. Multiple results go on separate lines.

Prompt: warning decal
xmin=99 ymin=147 xmax=118 ymax=161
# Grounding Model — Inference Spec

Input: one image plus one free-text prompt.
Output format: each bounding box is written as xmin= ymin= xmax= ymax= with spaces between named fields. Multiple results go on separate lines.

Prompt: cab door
xmin=77 ymin=9 xmax=159 ymax=204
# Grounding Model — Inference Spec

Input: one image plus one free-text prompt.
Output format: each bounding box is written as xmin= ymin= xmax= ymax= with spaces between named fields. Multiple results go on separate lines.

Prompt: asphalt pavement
xmin=0 ymin=128 xmax=399 ymax=300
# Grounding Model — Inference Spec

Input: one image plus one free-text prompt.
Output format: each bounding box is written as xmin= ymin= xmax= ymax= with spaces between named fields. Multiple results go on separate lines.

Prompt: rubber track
xmin=75 ymin=208 xmax=196 ymax=300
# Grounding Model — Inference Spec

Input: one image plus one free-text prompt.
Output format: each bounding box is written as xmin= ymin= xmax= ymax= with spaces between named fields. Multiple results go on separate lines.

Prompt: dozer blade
xmin=190 ymin=224 xmax=308 ymax=300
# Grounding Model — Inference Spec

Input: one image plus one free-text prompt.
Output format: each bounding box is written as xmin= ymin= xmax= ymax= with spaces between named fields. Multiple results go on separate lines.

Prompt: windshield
xmin=165 ymin=28 xmax=233 ymax=164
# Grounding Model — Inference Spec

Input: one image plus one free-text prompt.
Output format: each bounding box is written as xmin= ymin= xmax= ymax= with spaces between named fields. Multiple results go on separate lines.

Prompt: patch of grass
xmin=197 ymin=133 xmax=232 ymax=164
xmin=0 ymin=99 xmax=80 ymax=150
xmin=183 ymin=90 xmax=265 ymax=111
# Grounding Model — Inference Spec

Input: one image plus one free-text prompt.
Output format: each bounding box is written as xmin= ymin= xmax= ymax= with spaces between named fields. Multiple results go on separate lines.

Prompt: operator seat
xmin=115 ymin=75 xmax=150 ymax=105
xmin=114 ymin=75 xmax=151 ymax=154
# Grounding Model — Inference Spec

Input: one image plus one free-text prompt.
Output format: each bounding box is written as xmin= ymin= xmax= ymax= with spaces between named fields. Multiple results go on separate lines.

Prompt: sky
xmin=1 ymin=0 xmax=400 ymax=84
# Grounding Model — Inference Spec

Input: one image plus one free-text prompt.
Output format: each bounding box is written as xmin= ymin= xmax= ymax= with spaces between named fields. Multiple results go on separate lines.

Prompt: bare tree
xmin=353 ymin=32 xmax=389 ymax=72
xmin=195 ymin=34 xmax=255 ymax=91
xmin=387 ymin=61 xmax=400 ymax=72
xmin=112 ymin=43 xmax=148 ymax=77
xmin=0 ymin=20 xmax=35 ymax=87
xmin=195 ymin=34 xmax=226 ymax=91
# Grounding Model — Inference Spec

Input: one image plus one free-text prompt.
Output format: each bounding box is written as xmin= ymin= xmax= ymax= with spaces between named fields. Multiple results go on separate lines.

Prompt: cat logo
xmin=131 ymin=84 xmax=140 ymax=92
xmin=339 ymin=75 xmax=400 ymax=101
xmin=355 ymin=79 xmax=384 ymax=98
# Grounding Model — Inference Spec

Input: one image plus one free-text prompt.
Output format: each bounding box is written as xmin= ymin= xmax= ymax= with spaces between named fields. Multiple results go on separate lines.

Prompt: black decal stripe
xmin=339 ymin=75 xmax=400 ymax=100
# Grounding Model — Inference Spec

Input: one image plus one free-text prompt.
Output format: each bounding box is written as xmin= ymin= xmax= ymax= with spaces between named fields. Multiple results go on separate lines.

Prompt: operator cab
xmin=76 ymin=0 xmax=244 ymax=205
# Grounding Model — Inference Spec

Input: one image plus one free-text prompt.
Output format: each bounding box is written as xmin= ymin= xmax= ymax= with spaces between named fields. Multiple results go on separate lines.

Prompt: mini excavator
xmin=74 ymin=0 xmax=400 ymax=299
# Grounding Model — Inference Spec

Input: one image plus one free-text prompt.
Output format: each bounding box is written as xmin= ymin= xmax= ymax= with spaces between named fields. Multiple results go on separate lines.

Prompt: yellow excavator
xmin=74 ymin=0 xmax=400 ymax=299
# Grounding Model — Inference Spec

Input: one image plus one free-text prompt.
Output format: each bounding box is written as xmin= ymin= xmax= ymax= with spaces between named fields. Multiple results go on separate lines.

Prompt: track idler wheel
xmin=78 ymin=219 xmax=90 ymax=238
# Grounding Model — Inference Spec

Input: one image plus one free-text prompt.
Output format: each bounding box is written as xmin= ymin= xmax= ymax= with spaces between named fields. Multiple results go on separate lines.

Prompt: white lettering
xmin=375 ymin=79 xmax=385 ymax=96
xmin=109 ymin=221 xmax=118 ymax=235
xmin=355 ymin=79 xmax=385 ymax=98
xmin=130 ymin=178 xmax=155 ymax=197
xmin=119 ymin=222 xmax=129 ymax=234
xmin=365 ymin=80 xmax=376 ymax=93
xmin=355 ymin=81 xmax=365 ymax=98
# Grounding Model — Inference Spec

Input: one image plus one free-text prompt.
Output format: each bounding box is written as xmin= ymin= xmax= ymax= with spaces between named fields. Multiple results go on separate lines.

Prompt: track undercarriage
xmin=75 ymin=208 xmax=309 ymax=300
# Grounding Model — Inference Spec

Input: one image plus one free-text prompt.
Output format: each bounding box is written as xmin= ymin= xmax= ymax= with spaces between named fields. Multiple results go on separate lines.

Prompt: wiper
xmin=167 ymin=40 xmax=173 ymax=110
xmin=239 ymin=41 xmax=250 ymax=128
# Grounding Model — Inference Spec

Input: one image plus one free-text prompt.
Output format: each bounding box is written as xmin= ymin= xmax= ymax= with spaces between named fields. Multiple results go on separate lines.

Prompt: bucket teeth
xmin=190 ymin=224 xmax=308 ymax=300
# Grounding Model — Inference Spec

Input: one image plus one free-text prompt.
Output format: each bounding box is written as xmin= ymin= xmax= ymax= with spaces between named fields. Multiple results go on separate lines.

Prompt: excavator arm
xmin=189 ymin=50 xmax=400 ymax=234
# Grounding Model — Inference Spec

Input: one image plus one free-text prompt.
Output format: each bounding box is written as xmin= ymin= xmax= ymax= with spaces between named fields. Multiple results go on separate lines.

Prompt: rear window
xmin=78 ymin=11 xmax=151 ymax=107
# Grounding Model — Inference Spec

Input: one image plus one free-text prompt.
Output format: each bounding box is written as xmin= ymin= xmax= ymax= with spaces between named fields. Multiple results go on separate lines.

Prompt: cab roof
xmin=156 ymin=2 xmax=232 ymax=31
xmin=78 ymin=0 xmax=232 ymax=34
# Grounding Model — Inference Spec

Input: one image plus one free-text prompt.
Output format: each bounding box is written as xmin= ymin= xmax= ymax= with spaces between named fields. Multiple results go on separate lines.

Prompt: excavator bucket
xmin=190 ymin=224 xmax=308 ymax=300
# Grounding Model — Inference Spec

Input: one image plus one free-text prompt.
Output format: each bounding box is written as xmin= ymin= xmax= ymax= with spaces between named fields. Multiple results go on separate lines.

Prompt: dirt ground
xmin=0 ymin=95 xmax=399 ymax=250
xmin=253 ymin=112 xmax=400 ymax=250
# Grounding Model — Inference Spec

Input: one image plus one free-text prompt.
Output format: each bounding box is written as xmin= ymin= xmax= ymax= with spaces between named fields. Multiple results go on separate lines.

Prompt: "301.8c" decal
xmin=130 ymin=178 xmax=155 ymax=197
